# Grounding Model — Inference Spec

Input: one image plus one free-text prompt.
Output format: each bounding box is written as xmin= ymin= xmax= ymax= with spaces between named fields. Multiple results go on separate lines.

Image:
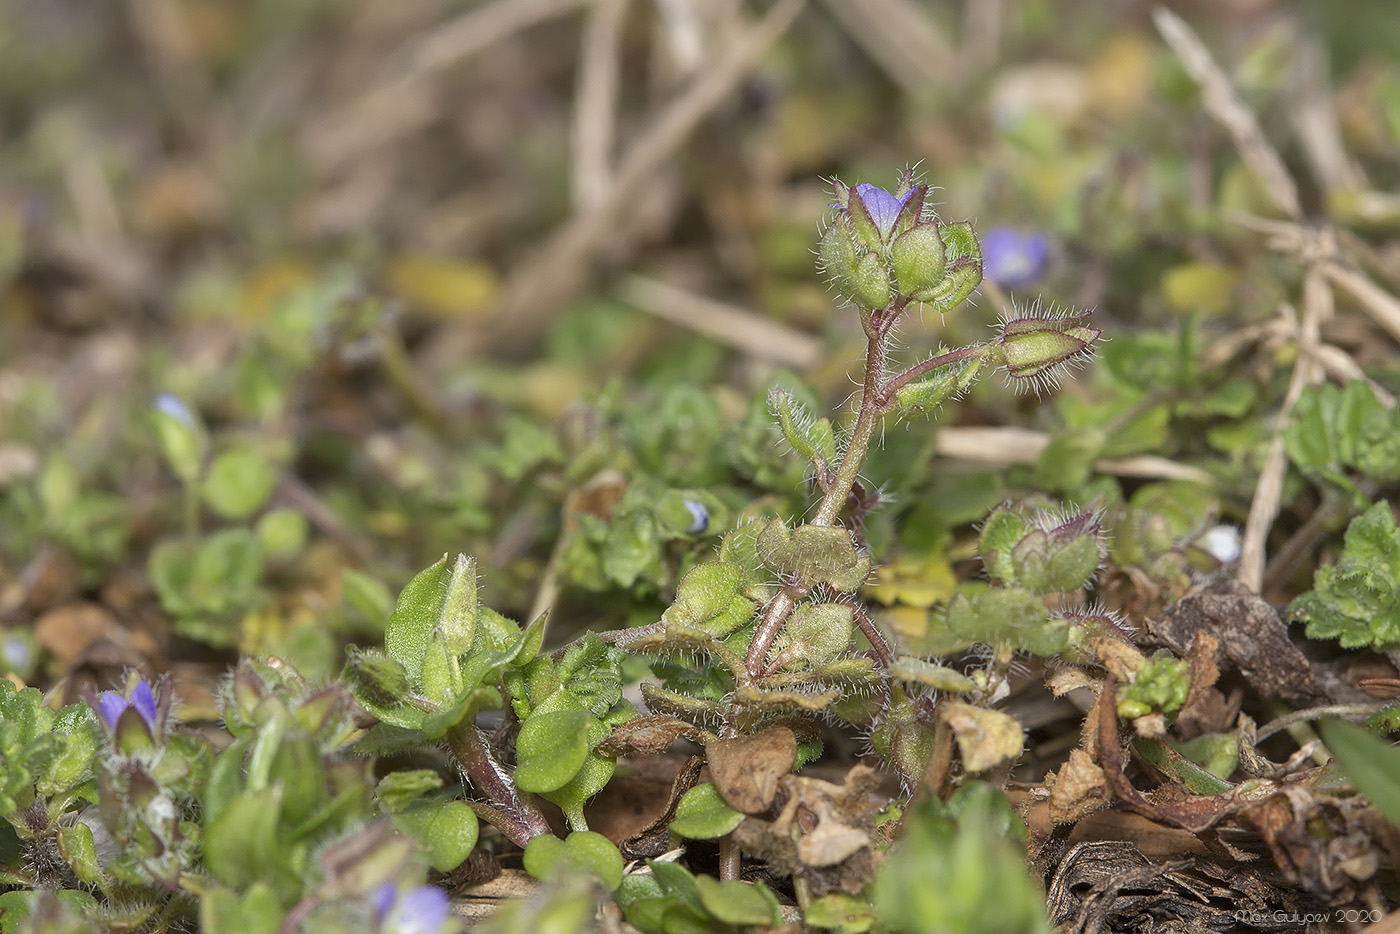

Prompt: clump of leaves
xmin=1290 ymin=500 xmax=1400 ymax=649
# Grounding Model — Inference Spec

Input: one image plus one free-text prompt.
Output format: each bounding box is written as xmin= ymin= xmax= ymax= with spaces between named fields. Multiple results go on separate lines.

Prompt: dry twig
xmin=1152 ymin=7 xmax=1301 ymax=221
xmin=487 ymin=0 xmax=807 ymax=350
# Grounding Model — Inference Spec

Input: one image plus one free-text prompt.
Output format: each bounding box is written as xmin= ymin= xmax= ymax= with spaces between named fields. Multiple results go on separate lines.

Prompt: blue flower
xmin=852 ymin=183 xmax=914 ymax=240
xmin=980 ymin=228 xmax=1050 ymax=288
xmin=95 ymin=680 xmax=158 ymax=734
xmin=153 ymin=394 xmax=196 ymax=427
xmin=373 ymin=883 xmax=451 ymax=934
xmin=681 ymin=499 xmax=709 ymax=534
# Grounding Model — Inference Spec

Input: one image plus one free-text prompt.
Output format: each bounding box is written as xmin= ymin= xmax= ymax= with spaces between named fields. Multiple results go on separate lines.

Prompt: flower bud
xmin=818 ymin=218 xmax=890 ymax=312
xmin=994 ymin=305 xmax=1101 ymax=394
xmin=1009 ymin=506 xmax=1107 ymax=596
xmin=889 ymin=222 xmax=946 ymax=298
xmin=152 ymin=394 xmax=207 ymax=483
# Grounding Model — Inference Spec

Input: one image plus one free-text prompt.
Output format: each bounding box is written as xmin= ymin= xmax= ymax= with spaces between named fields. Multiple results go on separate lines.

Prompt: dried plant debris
xmin=1146 ymin=578 xmax=1332 ymax=707
xmin=1046 ymin=840 xmax=1323 ymax=934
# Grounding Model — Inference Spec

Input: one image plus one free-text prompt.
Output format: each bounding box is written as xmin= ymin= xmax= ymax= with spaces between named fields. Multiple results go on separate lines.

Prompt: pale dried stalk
xmin=1323 ymin=261 xmax=1400 ymax=345
xmin=1239 ymin=276 xmax=1331 ymax=593
xmin=308 ymin=0 xmax=592 ymax=169
xmin=490 ymin=0 xmax=807 ymax=348
xmin=573 ymin=0 xmax=629 ymax=212
xmin=1153 ymin=7 xmax=1301 ymax=220
xmin=933 ymin=427 xmax=1213 ymax=484
xmin=818 ymin=0 xmax=956 ymax=92
xmin=619 ymin=275 xmax=823 ymax=368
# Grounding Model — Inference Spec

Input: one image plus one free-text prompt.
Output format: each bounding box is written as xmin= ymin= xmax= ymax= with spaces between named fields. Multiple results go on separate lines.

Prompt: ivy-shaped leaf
xmin=1290 ymin=501 xmax=1400 ymax=649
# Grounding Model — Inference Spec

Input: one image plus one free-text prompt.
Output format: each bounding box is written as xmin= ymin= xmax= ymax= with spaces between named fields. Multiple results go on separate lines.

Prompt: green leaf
xmin=668 ymin=782 xmax=744 ymax=839
xmin=542 ymin=753 xmax=616 ymax=831
xmin=806 ymin=893 xmax=876 ymax=932
xmin=1319 ymin=719 xmax=1400 ymax=828
xmin=527 ymin=831 xmax=625 ymax=891
xmin=205 ymin=786 xmax=284 ymax=890
xmin=377 ymin=770 xmax=443 ymax=814
xmin=514 ymin=710 xmax=590 ymax=793
xmin=198 ymin=884 xmax=282 ymax=934
xmin=769 ymin=388 xmax=838 ymax=470
xmin=392 ymin=800 xmax=478 ymax=872
xmin=384 ymin=554 xmax=480 ymax=682
xmin=203 ymin=447 xmax=279 ymax=520
xmin=522 ymin=834 xmax=568 ymax=881
xmin=57 ymin=823 xmax=101 ymax=886
xmin=694 ymin=875 xmax=781 ymax=926
xmin=1291 ymin=502 xmax=1400 ymax=649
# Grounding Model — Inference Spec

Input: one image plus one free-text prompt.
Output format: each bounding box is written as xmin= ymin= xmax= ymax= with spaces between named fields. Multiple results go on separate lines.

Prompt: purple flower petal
xmin=96 ymin=692 xmax=128 ymax=732
xmin=981 ymin=228 xmax=1050 ymax=288
xmin=371 ymin=882 xmax=398 ymax=920
xmin=853 ymin=183 xmax=913 ymax=238
xmin=682 ymin=499 xmax=709 ymax=534
xmin=383 ymin=885 xmax=449 ymax=934
xmin=129 ymin=681 xmax=158 ymax=730
xmin=154 ymin=394 xmax=196 ymax=427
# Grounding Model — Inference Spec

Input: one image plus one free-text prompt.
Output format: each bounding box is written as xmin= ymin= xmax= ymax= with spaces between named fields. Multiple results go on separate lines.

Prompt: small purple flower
xmin=373 ymin=883 xmax=451 ymax=934
xmin=153 ymin=393 xmax=196 ymax=427
xmin=681 ymin=499 xmax=709 ymax=534
xmin=980 ymin=228 xmax=1050 ymax=288
xmin=852 ymin=183 xmax=914 ymax=239
xmin=95 ymin=680 xmax=158 ymax=734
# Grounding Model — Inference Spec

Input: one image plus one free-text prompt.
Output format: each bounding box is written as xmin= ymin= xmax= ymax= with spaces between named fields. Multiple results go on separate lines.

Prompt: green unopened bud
xmin=903 ymin=222 xmax=982 ymax=312
xmin=819 ymin=220 xmax=890 ymax=311
xmin=849 ymin=250 xmax=892 ymax=311
xmin=818 ymin=216 xmax=858 ymax=281
xmin=995 ymin=306 xmax=1101 ymax=394
xmin=663 ymin=561 xmax=755 ymax=636
xmin=890 ymin=222 xmax=947 ymax=298
xmin=152 ymin=394 xmax=207 ymax=483
xmin=979 ymin=505 xmax=1028 ymax=584
xmin=436 ymin=554 xmax=478 ymax=656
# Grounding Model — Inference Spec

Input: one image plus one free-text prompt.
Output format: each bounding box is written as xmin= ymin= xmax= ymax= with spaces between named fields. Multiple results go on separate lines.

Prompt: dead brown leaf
xmin=706 ymin=726 xmax=797 ymax=815
xmin=1047 ymin=749 xmax=1112 ymax=825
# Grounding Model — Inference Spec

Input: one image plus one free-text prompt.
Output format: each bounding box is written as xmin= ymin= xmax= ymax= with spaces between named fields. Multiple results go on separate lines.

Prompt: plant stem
xmin=744 ymin=323 xmax=891 ymax=674
xmin=445 ymin=720 xmax=552 ymax=847
xmin=875 ymin=343 xmax=987 ymax=410
xmin=182 ymin=480 xmax=200 ymax=549
xmin=719 ymin=835 xmax=741 ymax=881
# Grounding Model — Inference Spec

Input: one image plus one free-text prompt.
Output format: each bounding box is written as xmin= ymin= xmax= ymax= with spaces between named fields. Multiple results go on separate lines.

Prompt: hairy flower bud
xmin=994 ymin=304 xmax=1101 ymax=394
xmin=889 ymin=222 xmax=946 ymax=298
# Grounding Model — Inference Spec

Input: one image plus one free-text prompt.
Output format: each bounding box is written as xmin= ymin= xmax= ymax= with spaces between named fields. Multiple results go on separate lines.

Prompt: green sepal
xmin=757 ymin=519 xmax=870 ymax=592
xmin=890 ymin=222 xmax=947 ymax=298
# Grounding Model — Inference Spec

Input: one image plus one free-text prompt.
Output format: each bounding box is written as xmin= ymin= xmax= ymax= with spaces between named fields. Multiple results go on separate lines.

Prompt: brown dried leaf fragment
xmin=731 ymin=765 xmax=881 ymax=895
xmin=706 ymin=726 xmax=797 ymax=815
xmin=941 ymin=701 xmax=1024 ymax=773
xmin=1047 ymin=749 xmax=1112 ymax=824
xmin=1148 ymin=579 xmax=1328 ymax=706
xmin=596 ymin=714 xmax=713 ymax=756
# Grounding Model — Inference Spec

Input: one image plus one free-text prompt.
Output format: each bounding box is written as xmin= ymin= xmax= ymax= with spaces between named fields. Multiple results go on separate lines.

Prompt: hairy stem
xmin=744 ymin=321 xmax=891 ymax=675
xmin=875 ymin=342 xmax=987 ymax=410
xmin=445 ymin=720 xmax=551 ymax=847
